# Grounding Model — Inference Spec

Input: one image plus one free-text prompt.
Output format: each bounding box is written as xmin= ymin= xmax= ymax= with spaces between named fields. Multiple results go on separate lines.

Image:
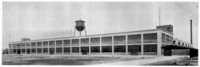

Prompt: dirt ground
xmin=2 ymin=54 xmax=154 ymax=65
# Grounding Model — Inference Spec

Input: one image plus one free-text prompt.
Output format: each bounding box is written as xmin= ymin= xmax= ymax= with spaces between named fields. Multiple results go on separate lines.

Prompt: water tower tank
xmin=75 ymin=19 xmax=85 ymax=32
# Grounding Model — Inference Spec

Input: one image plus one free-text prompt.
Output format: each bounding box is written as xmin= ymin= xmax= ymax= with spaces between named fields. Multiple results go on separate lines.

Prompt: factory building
xmin=8 ymin=24 xmax=195 ymax=56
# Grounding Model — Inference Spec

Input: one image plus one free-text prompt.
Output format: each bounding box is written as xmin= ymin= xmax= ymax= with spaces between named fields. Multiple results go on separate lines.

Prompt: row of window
xmin=10 ymin=33 xmax=158 ymax=48
xmin=10 ymin=44 xmax=157 ymax=53
xmin=173 ymin=40 xmax=192 ymax=47
xmin=162 ymin=33 xmax=173 ymax=44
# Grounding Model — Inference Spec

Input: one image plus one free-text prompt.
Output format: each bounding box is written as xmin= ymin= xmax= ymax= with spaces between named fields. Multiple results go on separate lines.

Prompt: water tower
xmin=73 ymin=19 xmax=87 ymax=37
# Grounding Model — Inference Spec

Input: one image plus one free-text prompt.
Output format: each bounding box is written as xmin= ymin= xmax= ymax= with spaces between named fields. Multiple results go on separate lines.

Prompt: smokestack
xmin=190 ymin=20 xmax=193 ymax=44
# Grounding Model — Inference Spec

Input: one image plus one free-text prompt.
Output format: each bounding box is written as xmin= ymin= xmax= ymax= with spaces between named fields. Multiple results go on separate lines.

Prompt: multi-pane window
xmin=37 ymin=48 xmax=42 ymax=53
xmin=31 ymin=42 xmax=36 ymax=47
xmin=128 ymin=34 xmax=141 ymax=44
xmin=81 ymin=38 xmax=89 ymax=46
xmin=64 ymin=40 xmax=70 ymax=46
xmin=56 ymin=40 xmax=62 ymax=47
xmin=166 ymin=35 xmax=169 ymax=43
xmin=162 ymin=33 xmax=166 ymax=43
xmin=64 ymin=47 xmax=70 ymax=52
xmin=91 ymin=37 xmax=100 ymax=45
xmin=49 ymin=41 xmax=55 ymax=48
xmin=43 ymin=48 xmax=48 ymax=53
xmin=26 ymin=43 xmax=31 ymax=48
xmin=32 ymin=48 xmax=36 ymax=53
xmin=13 ymin=44 xmax=16 ymax=48
xmin=43 ymin=41 xmax=48 ymax=48
xmin=56 ymin=47 xmax=62 ymax=53
xmin=72 ymin=47 xmax=79 ymax=52
xmin=144 ymin=33 xmax=157 ymax=43
xmin=26 ymin=48 xmax=31 ymax=54
xmin=128 ymin=45 xmax=141 ymax=52
xmin=81 ymin=47 xmax=89 ymax=52
xmin=22 ymin=49 xmax=25 ymax=53
xmin=91 ymin=46 xmax=100 ymax=52
xmin=102 ymin=46 xmax=112 ymax=52
xmin=102 ymin=36 xmax=112 ymax=45
xmin=17 ymin=43 xmax=21 ymax=48
xmin=114 ymin=35 xmax=126 ymax=44
xmin=21 ymin=43 xmax=25 ymax=48
xmin=143 ymin=44 xmax=157 ymax=52
xmin=37 ymin=42 xmax=42 ymax=47
xmin=114 ymin=45 xmax=126 ymax=52
xmin=143 ymin=44 xmax=157 ymax=55
xmin=72 ymin=39 xmax=79 ymax=46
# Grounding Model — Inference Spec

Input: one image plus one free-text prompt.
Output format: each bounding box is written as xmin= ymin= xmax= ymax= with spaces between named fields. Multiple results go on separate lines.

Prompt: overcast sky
xmin=3 ymin=2 xmax=198 ymax=49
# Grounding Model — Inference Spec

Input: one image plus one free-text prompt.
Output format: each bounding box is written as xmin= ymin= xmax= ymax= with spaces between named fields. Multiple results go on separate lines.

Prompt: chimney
xmin=190 ymin=20 xmax=193 ymax=44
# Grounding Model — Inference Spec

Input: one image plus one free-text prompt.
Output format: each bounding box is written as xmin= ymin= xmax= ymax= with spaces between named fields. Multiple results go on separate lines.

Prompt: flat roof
xmin=9 ymin=29 xmax=165 ymax=44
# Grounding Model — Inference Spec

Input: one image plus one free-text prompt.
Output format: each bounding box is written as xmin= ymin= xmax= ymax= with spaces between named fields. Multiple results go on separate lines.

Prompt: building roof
xmin=9 ymin=29 xmax=163 ymax=44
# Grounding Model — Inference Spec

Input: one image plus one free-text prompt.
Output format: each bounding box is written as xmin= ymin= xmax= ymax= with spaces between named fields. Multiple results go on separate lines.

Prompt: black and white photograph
xmin=2 ymin=1 xmax=199 ymax=66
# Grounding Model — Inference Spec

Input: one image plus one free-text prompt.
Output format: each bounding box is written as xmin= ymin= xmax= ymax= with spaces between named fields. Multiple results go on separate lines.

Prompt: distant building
xmin=8 ymin=25 xmax=197 ymax=57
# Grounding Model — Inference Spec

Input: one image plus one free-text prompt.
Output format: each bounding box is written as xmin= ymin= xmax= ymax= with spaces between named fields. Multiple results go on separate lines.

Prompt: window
xmin=162 ymin=33 xmax=166 ymax=43
xmin=9 ymin=44 xmax=12 ymax=48
xmin=91 ymin=46 xmax=100 ymax=52
xmin=114 ymin=35 xmax=126 ymax=44
xmin=21 ymin=43 xmax=25 ymax=48
xmin=102 ymin=46 xmax=112 ymax=52
xmin=22 ymin=49 xmax=25 ymax=53
xmin=26 ymin=43 xmax=31 ymax=47
xmin=56 ymin=40 xmax=62 ymax=47
xmin=49 ymin=48 xmax=55 ymax=54
xmin=43 ymin=48 xmax=48 ymax=53
xmin=81 ymin=38 xmax=89 ymax=45
xmin=166 ymin=35 xmax=169 ymax=43
xmin=64 ymin=47 xmax=70 ymax=52
xmin=49 ymin=41 xmax=55 ymax=48
xmin=81 ymin=47 xmax=89 ymax=52
xmin=128 ymin=34 xmax=141 ymax=44
xmin=114 ymin=45 xmax=126 ymax=52
xmin=143 ymin=44 xmax=157 ymax=52
xmin=31 ymin=42 xmax=36 ymax=47
xmin=91 ymin=37 xmax=100 ymax=45
xmin=17 ymin=44 xmax=21 ymax=48
xmin=37 ymin=48 xmax=42 ymax=53
xmin=13 ymin=49 xmax=17 ymax=54
xmin=13 ymin=44 xmax=16 ymax=48
xmin=64 ymin=40 xmax=70 ymax=46
xmin=32 ymin=48 xmax=36 ymax=53
xmin=56 ymin=47 xmax=62 ymax=52
xmin=37 ymin=42 xmax=42 ymax=47
xmin=144 ymin=33 xmax=157 ymax=43
xmin=102 ymin=36 xmax=112 ymax=45
xmin=43 ymin=41 xmax=48 ymax=48
xmin=26 ymin=49 xmax=31 ymax=54
xmin=128 ymin=45 xmax=141 ymax=52
xmin=72 ymin=47 xmax=79 ymax=52
xmin=72 ymin=39 xmax=79 ymax=46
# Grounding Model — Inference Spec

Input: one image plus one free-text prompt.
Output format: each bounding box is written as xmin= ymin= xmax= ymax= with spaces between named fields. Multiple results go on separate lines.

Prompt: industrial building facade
xmin=8 ymin=25 xmax=192 ymax=56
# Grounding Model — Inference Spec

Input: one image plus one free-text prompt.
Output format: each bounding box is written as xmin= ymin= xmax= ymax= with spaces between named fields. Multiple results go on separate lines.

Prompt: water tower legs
xmin=73 ymin=29 xmax=87 ymax=37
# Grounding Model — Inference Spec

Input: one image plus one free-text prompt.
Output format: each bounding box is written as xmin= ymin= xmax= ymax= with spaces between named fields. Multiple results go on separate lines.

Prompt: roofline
xmin=9 ymin=29 xmax=165 ymax=44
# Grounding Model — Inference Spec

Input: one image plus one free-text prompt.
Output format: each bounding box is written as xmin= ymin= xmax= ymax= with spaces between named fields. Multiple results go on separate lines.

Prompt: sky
xmin=2 ymin=2 xmax=198 ymax=49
